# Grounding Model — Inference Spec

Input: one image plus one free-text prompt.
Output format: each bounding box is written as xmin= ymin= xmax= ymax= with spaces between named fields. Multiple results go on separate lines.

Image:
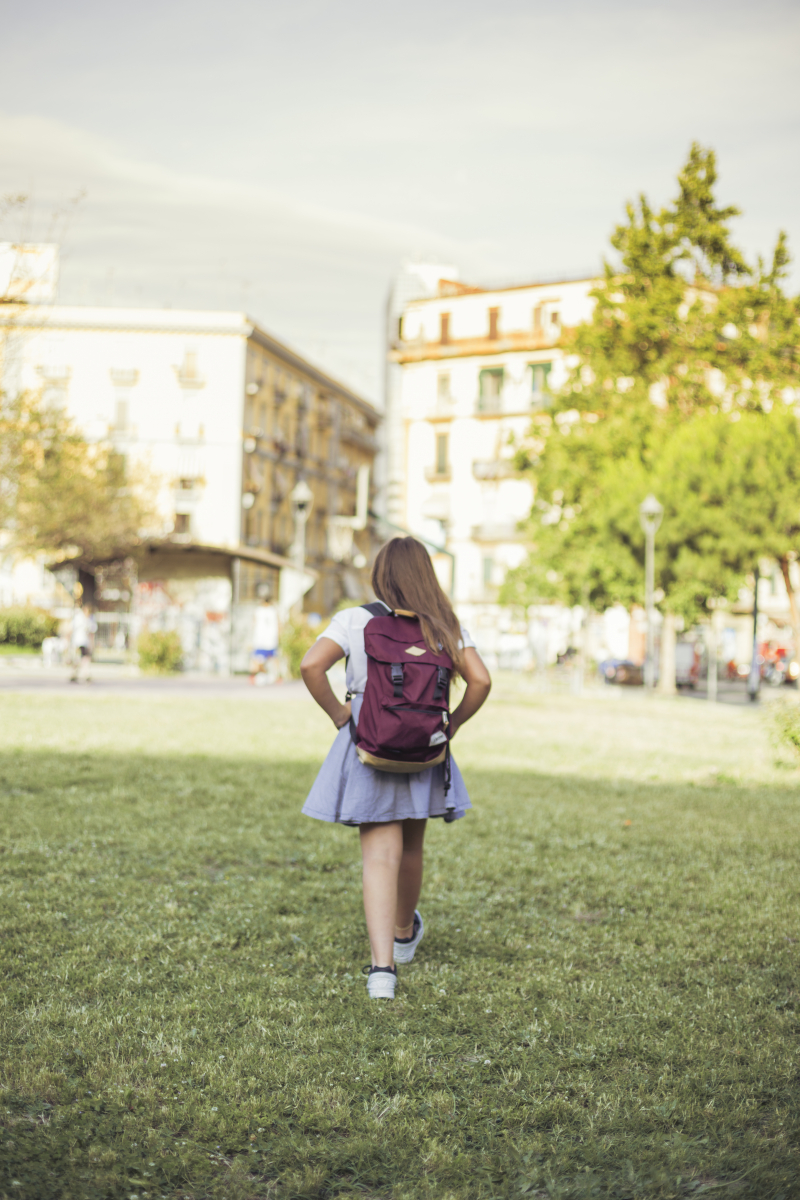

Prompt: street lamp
xmin=639 ymin=493 xmax=663 ymax=690
xmin=290 ymin=479 xmax=314 ymax=573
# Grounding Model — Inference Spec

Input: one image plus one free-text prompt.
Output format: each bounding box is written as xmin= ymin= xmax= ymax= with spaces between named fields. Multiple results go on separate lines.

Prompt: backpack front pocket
xmin=379 ymin=702 xmax=449 ymax=754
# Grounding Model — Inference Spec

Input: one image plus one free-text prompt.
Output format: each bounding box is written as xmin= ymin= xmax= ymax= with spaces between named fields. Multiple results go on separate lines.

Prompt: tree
xmin=0 ymin=390 xmax=158 ymax=565
xmin=503 ymin=144 xmax=800 ymax=645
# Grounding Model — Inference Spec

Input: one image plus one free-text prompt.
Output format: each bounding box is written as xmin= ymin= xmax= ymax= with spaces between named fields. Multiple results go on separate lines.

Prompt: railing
xmin=475 ymin=394 xmax=503 ymax=415
xmin=471 ymin=522 xmax=526 ymax=542
xmin=472 ymin=460 xmax=515 ymax=481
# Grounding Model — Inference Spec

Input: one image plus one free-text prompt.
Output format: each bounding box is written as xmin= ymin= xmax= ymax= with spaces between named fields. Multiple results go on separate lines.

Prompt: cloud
xmin=1 ymin=0 xmax=798 ymax=395
xmin=0 ymin=113 xmax=480 ymax=398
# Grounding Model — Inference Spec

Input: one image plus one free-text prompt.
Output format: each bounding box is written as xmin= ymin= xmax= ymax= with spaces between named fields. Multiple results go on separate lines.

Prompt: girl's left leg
xmin=359 ymin=821 xmax=403 ymax=967
xmin=396 ymin=818 xmax=427 ymax=938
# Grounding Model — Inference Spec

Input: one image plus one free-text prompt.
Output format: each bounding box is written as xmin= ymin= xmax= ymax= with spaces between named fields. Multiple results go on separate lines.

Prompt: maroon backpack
xmin=349 ymin=602 xmax=452 ymax=791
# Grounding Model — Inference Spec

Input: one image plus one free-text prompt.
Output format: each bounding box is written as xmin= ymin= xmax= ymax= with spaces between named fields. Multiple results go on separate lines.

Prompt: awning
xmin=49 ymin=539 xmax=317 ymax=583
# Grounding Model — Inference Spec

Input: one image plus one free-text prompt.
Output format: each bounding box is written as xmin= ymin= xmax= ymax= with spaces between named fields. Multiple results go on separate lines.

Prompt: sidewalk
xmin=0 ymin=657 xmax=311 ymax=698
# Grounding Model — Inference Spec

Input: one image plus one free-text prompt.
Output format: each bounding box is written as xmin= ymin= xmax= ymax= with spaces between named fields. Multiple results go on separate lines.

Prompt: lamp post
xmin=289 ymin=479 xmax=314 ymax=574
xmin=639 ymin=494 xmax=663 ymax=690
xmin=746 ymin=565 xmax=761 ymax=702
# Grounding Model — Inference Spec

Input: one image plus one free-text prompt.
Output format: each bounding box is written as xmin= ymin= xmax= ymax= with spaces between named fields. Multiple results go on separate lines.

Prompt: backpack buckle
xmin=390 ymin=662 xmax=404 ymax=698
xmin=433 ymin=665 xmax=449 ymax=702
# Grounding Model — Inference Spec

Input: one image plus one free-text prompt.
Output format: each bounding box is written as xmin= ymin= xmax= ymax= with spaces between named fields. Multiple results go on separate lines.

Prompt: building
xmin=386 ymin=268 xmax=596 ymax=665
xmin=0 ymin=250 xmax=379 ymax=667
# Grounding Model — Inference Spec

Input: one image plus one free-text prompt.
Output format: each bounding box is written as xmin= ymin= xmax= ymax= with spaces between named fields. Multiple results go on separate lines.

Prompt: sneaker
xmin=363 ymin=965 xmax=397 ymax=999
xmin=393 ymin=910 xmax=424 ymax=964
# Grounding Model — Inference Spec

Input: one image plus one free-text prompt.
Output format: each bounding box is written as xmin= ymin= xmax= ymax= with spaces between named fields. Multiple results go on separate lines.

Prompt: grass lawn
xmin=1 ymin=682 xmax=799 ymax=1200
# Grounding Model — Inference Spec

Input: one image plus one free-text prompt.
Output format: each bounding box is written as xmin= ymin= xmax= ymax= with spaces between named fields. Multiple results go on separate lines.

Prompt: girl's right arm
xmin=300 ymin=637 xmax=351 ymax=729
xmin=450 ymin=647 xmax=491 ymax=739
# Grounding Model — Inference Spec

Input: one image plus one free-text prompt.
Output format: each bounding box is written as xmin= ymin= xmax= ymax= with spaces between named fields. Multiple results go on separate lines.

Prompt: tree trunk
xmin=778 ymin=555 xmax=800 ymax=662
xmin=658 ymin=611 xmax=677 ymax=695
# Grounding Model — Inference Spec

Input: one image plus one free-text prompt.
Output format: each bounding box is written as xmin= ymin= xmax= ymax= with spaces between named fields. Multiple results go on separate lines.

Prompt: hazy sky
xmin=1 ymin=0 xmax=798 ymax=399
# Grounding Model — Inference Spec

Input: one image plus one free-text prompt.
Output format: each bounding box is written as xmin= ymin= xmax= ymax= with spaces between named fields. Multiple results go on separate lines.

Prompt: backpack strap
xmin=361 ymin=601 xmax=391 ymax=616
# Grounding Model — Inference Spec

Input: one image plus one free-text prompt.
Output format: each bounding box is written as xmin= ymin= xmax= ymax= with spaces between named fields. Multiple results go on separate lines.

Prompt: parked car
xmin=599 ymin=658 xmax=644 ymax=686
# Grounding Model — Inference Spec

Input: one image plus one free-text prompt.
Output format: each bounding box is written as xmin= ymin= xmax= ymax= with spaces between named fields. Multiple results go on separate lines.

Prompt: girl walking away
xmin=300 ymin=537 xmax=491 ymax=999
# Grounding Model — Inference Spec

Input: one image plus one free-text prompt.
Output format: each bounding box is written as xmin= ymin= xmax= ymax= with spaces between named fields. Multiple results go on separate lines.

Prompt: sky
xmin=1 ymin=0 xmax=799 ymax=400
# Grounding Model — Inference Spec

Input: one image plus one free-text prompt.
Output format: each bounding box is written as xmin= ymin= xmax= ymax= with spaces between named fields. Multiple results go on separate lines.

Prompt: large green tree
xmin=0 ymin=390 xmax=158 ymax=564
xmin=503 ymin=144 xmax=800 ymax=636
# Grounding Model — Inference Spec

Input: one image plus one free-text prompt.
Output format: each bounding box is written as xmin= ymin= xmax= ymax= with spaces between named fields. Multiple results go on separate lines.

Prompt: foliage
xmin=770 ymin=697 xmax=800 ymax=765
xmin=0 ymin=390 xmax=158 ymax=562
xmin=279 ymin=614 xmax=320 ymax=679
xmin=137 ymin=629 xmax=183 ymax=674
xmin=505 ymin=144 xmax=800 ymax=622
xmin=0 ymin=605 xmax=58 ymax=648
xmin=0 ymin=688 xmax=799 ymax=1199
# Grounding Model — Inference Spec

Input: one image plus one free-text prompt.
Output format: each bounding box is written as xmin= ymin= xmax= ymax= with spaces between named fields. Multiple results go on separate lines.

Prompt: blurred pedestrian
xmin=70 ymin=604 xmax=96 ymax=683
xmin=249 ymin=599 xmax=279 ymax=685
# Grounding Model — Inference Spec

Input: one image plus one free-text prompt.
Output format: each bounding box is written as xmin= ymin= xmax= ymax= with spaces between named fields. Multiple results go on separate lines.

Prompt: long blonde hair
xmin=371 ymin=537 xmax=464 ymax=675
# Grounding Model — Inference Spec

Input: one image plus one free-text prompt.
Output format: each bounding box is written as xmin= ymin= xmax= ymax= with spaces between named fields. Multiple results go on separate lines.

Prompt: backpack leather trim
xmin=355 ymin=746 xmax=447 ymax=772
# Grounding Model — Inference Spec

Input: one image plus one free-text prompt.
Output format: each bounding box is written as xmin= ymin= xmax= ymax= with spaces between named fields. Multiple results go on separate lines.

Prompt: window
xmin=533 ymin=305 xmax=543 ymax=333
xmin=173 ymin=513 xmax=190 ymax=535
xmin=483 ymin=557 xmax=494 ymax=586
xmin=435 ymin=432 xmax=449 ymax=476
xmin=478 ymin=368 xmax=504 ymax=412
xmin=178 ymin=477 xmax=196 ymax=491
xmin=530 ymin=362 xmax=552 ymax=406
xmin=114 ymin=394 xmax=129 ymax=431
xmin=440 ymin=312 xmax=451 ymax=344
xmin=437 ymin=373 xmax=451 ymax=402
xmin=551 ymin=311 xmax=560 ymax=330
xmin=488 ymin=307 xmax=500 ymax=340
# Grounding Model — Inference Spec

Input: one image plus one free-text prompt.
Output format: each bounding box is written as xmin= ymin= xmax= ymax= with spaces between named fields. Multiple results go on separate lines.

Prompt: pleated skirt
xmin=302 ymin=694 xmax=472 ymax=826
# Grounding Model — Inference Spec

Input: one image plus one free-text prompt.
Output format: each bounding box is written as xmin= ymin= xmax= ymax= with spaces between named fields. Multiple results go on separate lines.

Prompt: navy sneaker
xmin=393 ymin=910 xmax=424 ymax=964
xmin=363 ymin=965 xmax=397 ymax=999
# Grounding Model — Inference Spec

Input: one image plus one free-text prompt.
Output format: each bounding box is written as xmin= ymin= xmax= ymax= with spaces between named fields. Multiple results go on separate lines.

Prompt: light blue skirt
xmin=302 ymin=695 xmax=472 ymax=826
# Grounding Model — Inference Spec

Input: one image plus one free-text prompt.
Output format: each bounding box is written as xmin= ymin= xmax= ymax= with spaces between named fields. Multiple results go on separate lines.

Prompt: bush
xmin=771 ymin=698 xmax=800 ymax=764
xmin=279 ymin=616 xmax=320 ymax=679
xmin=137 ymin=629 xmax=183 ymax=674
xmin=0 ymin=606 xmax=59 ymax=648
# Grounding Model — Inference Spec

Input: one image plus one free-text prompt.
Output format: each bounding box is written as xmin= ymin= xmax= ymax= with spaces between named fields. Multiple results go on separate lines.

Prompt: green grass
xmin=1 ymin=685 xmax=799 ymax=1200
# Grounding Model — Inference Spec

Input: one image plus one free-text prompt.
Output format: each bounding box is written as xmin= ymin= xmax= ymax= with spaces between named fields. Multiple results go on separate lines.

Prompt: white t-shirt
xmin=71 ymin=610 xmax=96 ymax=649
xmin=319 ymin=602 xmax=476 ymax=694
xmin=253 ymin=604 xmax=279 ymax=651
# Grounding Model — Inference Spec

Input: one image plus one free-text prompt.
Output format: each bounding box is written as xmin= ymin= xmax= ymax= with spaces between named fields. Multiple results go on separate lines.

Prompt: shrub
xmin=771 ymin=698 xmax=800 ymax=764
xmin=279 ymin=616 xmax=320 ymax=679
xmin=0 ymin=606 xmax=59 ymax=648
xmin=137 ymin=629 xmax=183 ymax=674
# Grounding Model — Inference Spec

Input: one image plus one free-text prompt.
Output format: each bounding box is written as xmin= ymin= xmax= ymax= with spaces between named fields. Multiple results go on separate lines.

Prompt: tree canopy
xmin=503 ymin=143 xmax=800 ymax=625
xmin=0 ymin=390 xmax=158 ymax=565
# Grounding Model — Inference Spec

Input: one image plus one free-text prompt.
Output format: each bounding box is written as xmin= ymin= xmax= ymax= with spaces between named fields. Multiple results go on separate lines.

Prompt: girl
xmin=300 ymin=537 xmax=491 ymax=999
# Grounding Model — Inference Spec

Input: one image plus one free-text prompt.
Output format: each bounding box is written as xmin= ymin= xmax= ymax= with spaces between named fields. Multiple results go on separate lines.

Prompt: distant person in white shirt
xmin=70 ymin=604 xmax=96 ymax=684
xmin=249 ymin=600 xmax=280 ymax=685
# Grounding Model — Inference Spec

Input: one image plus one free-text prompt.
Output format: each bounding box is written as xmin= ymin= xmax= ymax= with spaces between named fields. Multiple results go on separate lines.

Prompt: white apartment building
xmin=386 ymin=269 xmax=596 ymax=665
xmin=0 ymin=248 xmax=379 ymax=666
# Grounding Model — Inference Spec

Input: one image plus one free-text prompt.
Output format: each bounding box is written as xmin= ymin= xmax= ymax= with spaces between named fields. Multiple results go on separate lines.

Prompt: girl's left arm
xmin=300 ymin=637 xmax=351 ymax=729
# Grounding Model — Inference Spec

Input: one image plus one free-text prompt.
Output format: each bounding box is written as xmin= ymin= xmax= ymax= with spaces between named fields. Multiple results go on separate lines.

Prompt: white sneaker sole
xmin=393 ymin=910 xmax=424 ymax=964
xmin=367 ymin=973 xmax=397 ymax=999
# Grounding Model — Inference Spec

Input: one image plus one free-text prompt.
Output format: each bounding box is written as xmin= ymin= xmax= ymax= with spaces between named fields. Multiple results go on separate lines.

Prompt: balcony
xmin=472 ymin=459 xmax=515 ymax=481
xmin=424 ymin=465 xmax=451 ymax=483
xmin=471 ymin=522 xmax=527 ymax=543
xmin=530 ymin=390 xmax=553 ymax=410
